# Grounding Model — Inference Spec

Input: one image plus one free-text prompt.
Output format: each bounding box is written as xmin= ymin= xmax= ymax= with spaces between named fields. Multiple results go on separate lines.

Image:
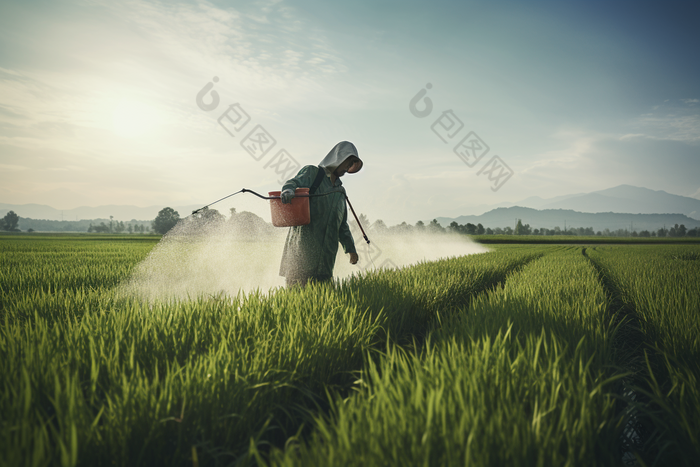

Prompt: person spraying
xmin=278 ymin=141 xmax=362 ymax=286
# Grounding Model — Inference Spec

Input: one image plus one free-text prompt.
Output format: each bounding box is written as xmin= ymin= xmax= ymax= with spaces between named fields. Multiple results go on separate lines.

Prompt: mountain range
xmin=431 ymin=185 xmax=700 ymax=231
xmin=2 ymin=185 xmax=699 ymax=229
xmin=435 ymin=207 xmax=700 ymax=233
xmin=456 ymin=185 xmax=700 ymax=220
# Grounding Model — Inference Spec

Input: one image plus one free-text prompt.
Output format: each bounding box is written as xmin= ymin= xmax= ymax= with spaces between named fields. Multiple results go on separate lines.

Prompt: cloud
xmin=626 ymin=100 xmax=700 ymax=143
xmin=0 ymin=0 xmax=363 ymax=207
xmin=1 ymin=0 xmax=698 ymax=221
xmin=633 ymin=114 xmax=700 ymax=143
xmin=0 ymin=0 xmax=350 ymax=134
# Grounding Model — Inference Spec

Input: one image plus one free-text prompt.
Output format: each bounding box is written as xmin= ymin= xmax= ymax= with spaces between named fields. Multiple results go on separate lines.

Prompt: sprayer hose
xmin=192 ymin=188 xmax=345 ymax=215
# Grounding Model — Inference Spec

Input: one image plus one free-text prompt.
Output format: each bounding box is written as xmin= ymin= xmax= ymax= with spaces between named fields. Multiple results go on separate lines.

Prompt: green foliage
xmin=272 ymin=248 xmax=626 ymax=466
xmin=2 ymin=210 xmax=20 ymax=231
xmin=427 ymin=219 xmax=444 ymax=233
xmin=514 ymin=219 xmax=531 ymax=235
xmin=152 ymin=208 xmax=180 ymax=235
xmin=0 ymin=235 xmax=540 ymax=466
xmin=588 ymin=245 xmax=700 ymax=463
xmin=473 ymin=235 xmax=700 ymax=244
xmin=2 ymin=236 xmax=699 ymax=466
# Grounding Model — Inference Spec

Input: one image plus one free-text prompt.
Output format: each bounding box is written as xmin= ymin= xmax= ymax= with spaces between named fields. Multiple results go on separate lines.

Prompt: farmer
xmin=278 ymin=141 xmax=362 ymax=286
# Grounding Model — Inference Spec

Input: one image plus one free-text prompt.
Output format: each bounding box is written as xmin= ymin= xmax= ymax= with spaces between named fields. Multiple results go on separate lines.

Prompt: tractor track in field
xmin=583 ymin=247 xmax=656 ymax=466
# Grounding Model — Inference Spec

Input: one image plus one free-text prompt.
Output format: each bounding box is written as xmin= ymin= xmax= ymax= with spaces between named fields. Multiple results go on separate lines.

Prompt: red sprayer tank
xmin=267 ymin=188 xmax=310 ymax=227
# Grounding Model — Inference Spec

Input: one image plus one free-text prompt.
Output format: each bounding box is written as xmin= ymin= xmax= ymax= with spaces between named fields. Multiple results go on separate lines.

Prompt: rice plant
xmin=0 ymin=235 xmax=543 ymax=466
xmin=270 ymin=248 xmax=630 ymax=466
xmin=587 ymin=245 xmax=700 ymax=465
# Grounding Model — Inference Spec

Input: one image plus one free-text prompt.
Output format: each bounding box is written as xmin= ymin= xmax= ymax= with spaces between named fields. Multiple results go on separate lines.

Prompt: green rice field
xmin=1 ymin=234 xmax=699 ymax=466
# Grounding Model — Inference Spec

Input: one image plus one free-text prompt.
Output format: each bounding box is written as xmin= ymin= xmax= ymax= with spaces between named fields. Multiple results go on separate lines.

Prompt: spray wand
xmin=191 ymin=189 xmax=244 ymax=215
xmin=345 ymin=195 xmax=370 ymax=245
xmin=192 ymin=189 xmax=371 ymax=245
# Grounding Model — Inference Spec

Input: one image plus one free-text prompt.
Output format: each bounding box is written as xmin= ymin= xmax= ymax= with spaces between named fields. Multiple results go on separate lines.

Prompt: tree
xmin=415 ymin=220 xmax=425 ymax=232
xmin=350 ymin=213 xmax=371 ymax=238
xmin=192 ymin=208 xmax=225 ymax=228
xmin=358 ymin=213 xmax=370 ymax=228
xmin=476 ymin=223 xmax=485 ymax=235
xmin=1 ymin=210 xmax=20 ymax=231
xmin=391 ymin=221 xmax=412 ymax=234
xmin=428 ymin=219 xmax=445 ymax=234
xmin=153 ymin=207 xmax=181 ymax=234
xmin=93 ymin=222 xmax=109 ymax=233
xmin=669 ymin=224 xmax=678 ymax=237
xmin=514 ymin=220 xmax=532 ymax=235
xmin=372 ymin=219 xmax=388 ymax=233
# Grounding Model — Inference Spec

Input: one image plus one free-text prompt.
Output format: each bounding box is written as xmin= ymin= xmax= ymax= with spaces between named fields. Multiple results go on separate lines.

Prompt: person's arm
xmin=282 ymin=165 xmax=316 ymax=192
xmin=281 ymin=165 xmax=317 ymax=203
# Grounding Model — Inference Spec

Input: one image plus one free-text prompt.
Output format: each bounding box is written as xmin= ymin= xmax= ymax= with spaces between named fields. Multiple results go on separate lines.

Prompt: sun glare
xmin=112 ymin=100 xmax=157 ymax=138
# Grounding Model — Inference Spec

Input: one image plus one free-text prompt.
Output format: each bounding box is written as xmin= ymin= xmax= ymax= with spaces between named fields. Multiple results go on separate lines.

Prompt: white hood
xmin=319 ymin=141 xmax=363 ymax=177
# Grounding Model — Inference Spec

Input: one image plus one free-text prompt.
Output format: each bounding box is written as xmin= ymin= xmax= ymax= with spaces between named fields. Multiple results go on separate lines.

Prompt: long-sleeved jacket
xmin=279 ymin=164 xmax=356 ymax=279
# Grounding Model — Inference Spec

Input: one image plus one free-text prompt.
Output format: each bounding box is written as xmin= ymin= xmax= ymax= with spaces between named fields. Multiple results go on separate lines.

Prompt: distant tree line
xmin=146 ymin=209 xmax=700 ymax=238
xmin=350 ymin=217 xmax=700 ymax=238
xmin=5 ymin=207 xmax=700 ymax=239
xmin=150 ymin=206 xmax=277 ymax=236
xmin=87 ymin=220 xmax=151 ymax=234
xmin=0 ymin=210 xmax=152 ymax=233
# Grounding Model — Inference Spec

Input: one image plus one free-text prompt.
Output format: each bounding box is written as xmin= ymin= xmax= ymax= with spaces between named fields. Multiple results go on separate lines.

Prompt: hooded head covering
xmin=319 ymin=141 xmax=363 ymax=177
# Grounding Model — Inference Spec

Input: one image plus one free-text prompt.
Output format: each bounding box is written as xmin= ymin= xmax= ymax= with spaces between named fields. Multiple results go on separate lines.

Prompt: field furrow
xmin=270 ymin=247 xmax=631 ymax=466
xmin=1 ymin=236 xmax=543 ymax=467
xmin=587 ymin=246 xmax=700 ymax=466
xmin=4 ymin=236 xmax=698 ymax=467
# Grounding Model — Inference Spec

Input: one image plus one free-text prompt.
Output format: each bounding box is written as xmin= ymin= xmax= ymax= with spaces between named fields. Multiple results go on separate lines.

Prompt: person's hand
xmin=280 ymin=189 xmax=295 ymax=204
xmin=349 ymin=252 xmax=358 ymax=264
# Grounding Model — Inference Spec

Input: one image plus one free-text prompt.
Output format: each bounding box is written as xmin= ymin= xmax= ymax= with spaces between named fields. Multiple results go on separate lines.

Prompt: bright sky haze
xmin=0 ymin=0 xmax=698 ymax=224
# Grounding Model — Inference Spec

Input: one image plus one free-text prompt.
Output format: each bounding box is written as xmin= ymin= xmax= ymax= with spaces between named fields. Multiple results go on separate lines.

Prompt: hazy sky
xmin=1 ymin=0 xmax=698 ymax=223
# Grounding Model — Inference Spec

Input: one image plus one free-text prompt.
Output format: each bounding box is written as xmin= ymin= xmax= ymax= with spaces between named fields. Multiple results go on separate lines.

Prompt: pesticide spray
xmin=120 ymin=189 xmax=489 ymax=301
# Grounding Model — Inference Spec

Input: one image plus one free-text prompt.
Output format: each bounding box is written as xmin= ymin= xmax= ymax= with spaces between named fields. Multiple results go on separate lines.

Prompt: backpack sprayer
xmin=191 ymin=188 xmax=371 ymax=245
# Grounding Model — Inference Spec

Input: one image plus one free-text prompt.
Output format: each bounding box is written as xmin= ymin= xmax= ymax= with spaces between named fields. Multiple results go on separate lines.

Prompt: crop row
xmin=269 ymin=247 xmax=629 ymax=466
xmin=0 ymin=238 xmax=156 ymax=308
xmin=587 ymin=246 xmax=700 ymax=464
xmin=0 ymin=237 xmax=544 ymax=466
